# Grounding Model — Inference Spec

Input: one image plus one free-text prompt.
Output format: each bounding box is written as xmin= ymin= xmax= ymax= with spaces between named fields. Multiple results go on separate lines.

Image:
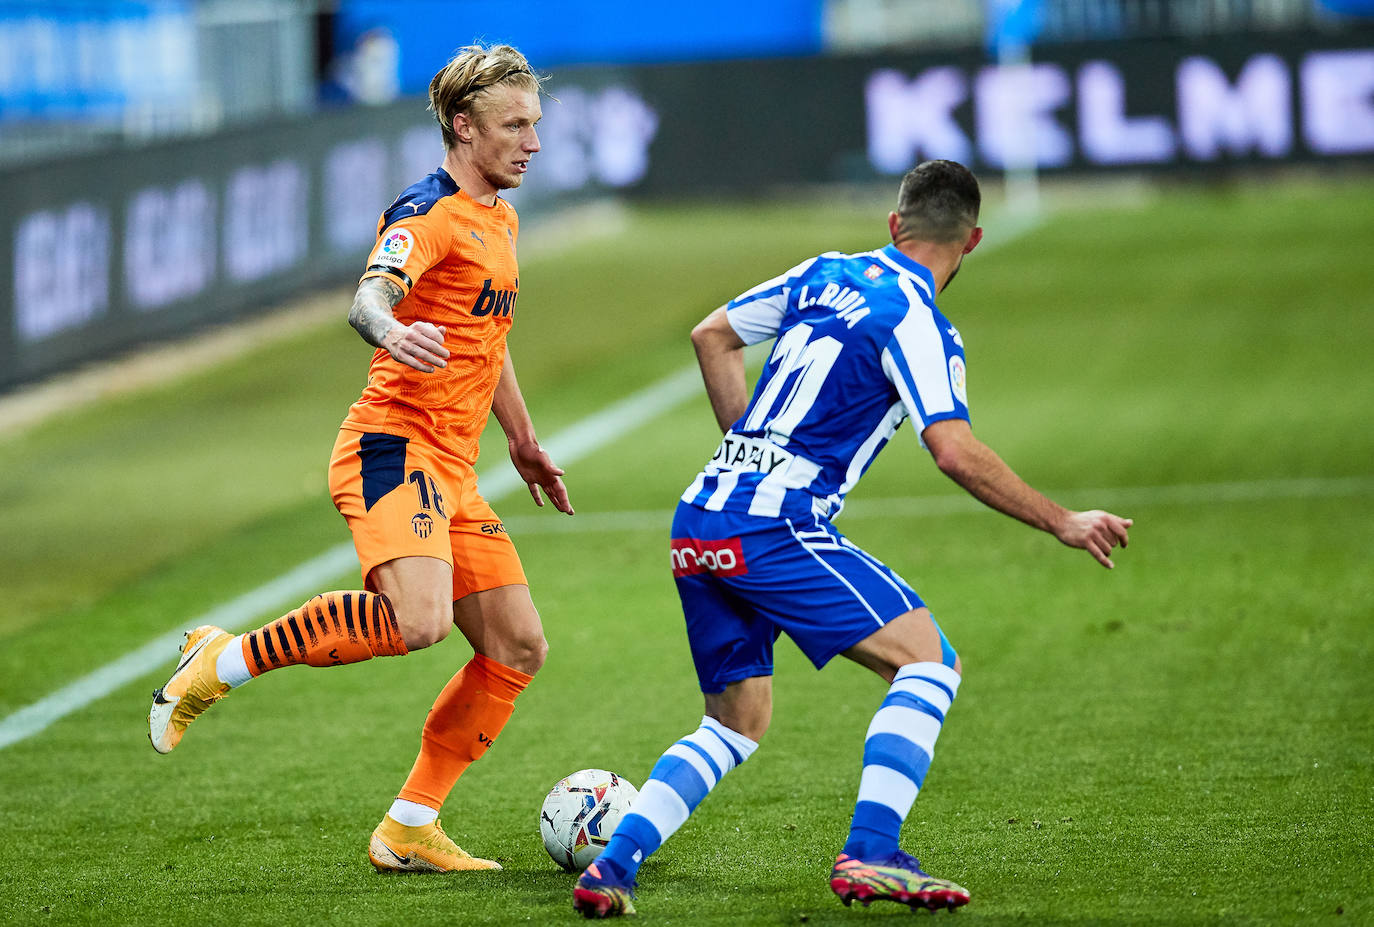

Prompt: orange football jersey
xmin=343 ymin=167 xmax=521 ymax=462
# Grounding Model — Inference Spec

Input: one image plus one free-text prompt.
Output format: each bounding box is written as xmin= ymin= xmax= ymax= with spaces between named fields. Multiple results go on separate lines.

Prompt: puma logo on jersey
xmin=470 ymin=230 xmax=486 ymax=248
xmin=403 ymin=201 xmax=426 ymax=215
xmin=472 ymin=278 xmax=516 ymax=317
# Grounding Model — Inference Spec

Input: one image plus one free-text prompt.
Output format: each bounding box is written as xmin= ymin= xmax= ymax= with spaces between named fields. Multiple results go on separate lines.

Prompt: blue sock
xmin=842 ymin=661 xmax=960 ymax=860
xmin=596 ymin=716 xmax=758 ymax=881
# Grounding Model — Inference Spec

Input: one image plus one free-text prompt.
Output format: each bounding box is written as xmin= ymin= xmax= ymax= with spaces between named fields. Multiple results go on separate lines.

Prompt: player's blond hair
xmin=428 ymin=44 xmax=545 ymax=149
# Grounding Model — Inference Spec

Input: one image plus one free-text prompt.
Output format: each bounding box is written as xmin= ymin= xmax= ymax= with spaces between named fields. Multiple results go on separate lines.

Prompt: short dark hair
xmin=894 ymin=160 xmax=981 ymax=245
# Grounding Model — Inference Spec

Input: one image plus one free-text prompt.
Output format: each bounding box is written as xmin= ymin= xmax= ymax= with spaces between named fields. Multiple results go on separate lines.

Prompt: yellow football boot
xmin=368 ymin=815 xmax=502 ymax=872
xmin=148 ymin=625 xmax=233 ymax=754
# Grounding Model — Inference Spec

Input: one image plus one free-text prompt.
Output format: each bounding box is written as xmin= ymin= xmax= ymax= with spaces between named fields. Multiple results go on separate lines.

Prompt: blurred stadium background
xmin=1 ymin=3 xmax=1372 ymax=925
xmin=1 ymin=0 xmax=1372 ymax=385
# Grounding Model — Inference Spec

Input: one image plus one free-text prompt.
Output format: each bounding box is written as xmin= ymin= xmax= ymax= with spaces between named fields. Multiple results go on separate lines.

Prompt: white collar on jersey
xmin=875 ymin=244 xmax=936 ymax=300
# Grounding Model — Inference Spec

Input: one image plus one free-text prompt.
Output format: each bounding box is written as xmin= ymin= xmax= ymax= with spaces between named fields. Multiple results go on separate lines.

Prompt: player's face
xmin=470 ymin=85 xmax=542 ymax=191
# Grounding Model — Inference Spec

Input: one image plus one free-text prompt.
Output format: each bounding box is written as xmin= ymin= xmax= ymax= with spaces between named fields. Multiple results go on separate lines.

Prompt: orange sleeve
xmin=359 ymin=207 xmax=453 ymax=296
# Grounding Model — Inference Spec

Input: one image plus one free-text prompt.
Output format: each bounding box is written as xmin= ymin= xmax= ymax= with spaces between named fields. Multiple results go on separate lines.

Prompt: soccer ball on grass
xmin=539 ymin=768 xmax=639 ymax=871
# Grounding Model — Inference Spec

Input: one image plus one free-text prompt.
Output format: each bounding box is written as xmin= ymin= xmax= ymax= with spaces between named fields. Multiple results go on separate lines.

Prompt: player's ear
xmin=888 ymin=210 xmax=901 ymax=242
xmin=962 ymin=226 xmax=984 ymax=255
xmin=453 ymin=112 xmax=473 ymax=143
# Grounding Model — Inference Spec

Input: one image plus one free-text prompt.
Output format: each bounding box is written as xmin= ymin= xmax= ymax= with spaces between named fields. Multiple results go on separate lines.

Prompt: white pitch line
xmin=0 ymin=209 xmax=1048 ymax=751
xmin=0 ymin=546 xmax=362 ymax=750
xmin=0 ymin=363 xmax=705 ymax=751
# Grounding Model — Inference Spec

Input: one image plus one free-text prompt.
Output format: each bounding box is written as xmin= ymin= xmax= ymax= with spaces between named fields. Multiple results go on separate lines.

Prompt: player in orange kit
xmin=148 ymin=43 xmax=572 ymax=873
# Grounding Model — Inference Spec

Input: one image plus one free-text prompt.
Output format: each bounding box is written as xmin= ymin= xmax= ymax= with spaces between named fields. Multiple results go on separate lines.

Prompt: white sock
xmin=843 ymin=661 xmax=960 ymax=859
xmin=215 ymin=635 xmax=253 ymax=688
xmin=600 ymin=715 xmax=759 ymax=876
xmin=388 ymin=798 xmax=439 ymax=827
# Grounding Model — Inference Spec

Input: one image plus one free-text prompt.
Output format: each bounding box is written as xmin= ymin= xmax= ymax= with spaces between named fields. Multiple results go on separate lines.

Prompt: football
xmin=539 ymin=768 xmax=639 ymax=871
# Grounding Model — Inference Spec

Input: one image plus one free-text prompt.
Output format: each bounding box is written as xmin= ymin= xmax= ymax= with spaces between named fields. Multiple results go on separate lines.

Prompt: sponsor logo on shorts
xmin=374 ymin=227 xmax=413 ymax=268
xmin=480 ymin=521 xmax=507 ymax=535
xmin=670 ymin=537 xmax=748 ymax=578
xmin=412 ymin=512 xmax=434 ymax=538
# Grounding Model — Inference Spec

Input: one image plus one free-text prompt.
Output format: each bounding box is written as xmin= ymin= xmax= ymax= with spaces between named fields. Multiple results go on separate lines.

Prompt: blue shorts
xmin=671 ymin=501 xmax=954 ymax=694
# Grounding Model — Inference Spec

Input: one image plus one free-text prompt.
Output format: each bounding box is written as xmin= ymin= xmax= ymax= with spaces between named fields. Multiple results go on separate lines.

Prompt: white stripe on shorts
xmin=836 ymin=537 xmax=915 ymax=611
xmin=785 ymin=518 xmax=883 ymax=625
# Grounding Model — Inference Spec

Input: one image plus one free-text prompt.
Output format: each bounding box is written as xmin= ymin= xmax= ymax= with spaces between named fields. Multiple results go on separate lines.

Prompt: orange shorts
xmin=329 ymin=428 xmax=527 ymax=601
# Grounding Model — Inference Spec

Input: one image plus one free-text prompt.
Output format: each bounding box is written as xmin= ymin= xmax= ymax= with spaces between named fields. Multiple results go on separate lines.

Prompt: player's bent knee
xmin=390 ymin=599 xmax=453 ymax=650
xmin=403 ymin=620 xmax=451 ymax=651
xmin=474 ymin=628 xmax=547 ymax=675
xmin=506 ymin=632 xmax=548 ymax=675
xmin=712 ymin=710 xmax=769 ymax=744
xmin=901 ymin=611 xmax=959 ymax=672
xmin=738 ymin=716 xmax=770 ymax=743
xmin=705 ymin=682 xmax=772 ymax=744
xmin=367 ymin=557 xmax=454 ymax=651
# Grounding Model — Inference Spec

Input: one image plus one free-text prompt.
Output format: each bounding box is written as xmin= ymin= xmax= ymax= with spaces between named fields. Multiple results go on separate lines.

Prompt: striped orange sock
xmin=242 ymin=591 xmax=409 ymax=677
xmin=397 ymin=653 xmax=533 ymax=810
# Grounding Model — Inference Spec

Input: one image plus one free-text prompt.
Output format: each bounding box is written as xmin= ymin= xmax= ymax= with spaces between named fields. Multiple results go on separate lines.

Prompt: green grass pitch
xmin=0 ymin=174 xmax=1371 ymax=926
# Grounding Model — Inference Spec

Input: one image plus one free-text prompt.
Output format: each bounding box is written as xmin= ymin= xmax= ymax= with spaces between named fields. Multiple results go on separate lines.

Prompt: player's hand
xmin=383 ymin=321 xmax=450 ymax=372
xmin=1056 ymin=510 xmax=1132 ymax=569
xmin=509 ymin=439 xmax=574 ymax=515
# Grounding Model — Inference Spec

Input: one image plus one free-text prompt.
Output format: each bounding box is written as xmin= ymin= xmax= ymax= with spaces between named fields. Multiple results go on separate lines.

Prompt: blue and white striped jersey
xmin=681 ymin=243 xmax=969 ymax=520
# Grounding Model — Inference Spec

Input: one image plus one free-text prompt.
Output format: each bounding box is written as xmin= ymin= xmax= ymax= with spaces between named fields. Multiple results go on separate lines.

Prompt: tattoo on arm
xmin=347 ymin=277 xmax=406 ymax=348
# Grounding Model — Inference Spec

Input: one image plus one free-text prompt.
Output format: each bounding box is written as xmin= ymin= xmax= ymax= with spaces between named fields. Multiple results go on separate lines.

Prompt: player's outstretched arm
xmin=492 ymin=350 xmax=573 ymax=515
xmin=921 ymin=419 xmax=1132 ymax=568
xmin=691 ymin=306 xmax=750 ymax=433
xmin=347 ymin=277 xmax=450 ymax=373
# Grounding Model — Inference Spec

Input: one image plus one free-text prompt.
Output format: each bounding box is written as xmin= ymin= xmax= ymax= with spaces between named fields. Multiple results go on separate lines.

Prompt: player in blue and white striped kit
xmin=574 ymin=160 xmax=1133 ymax=918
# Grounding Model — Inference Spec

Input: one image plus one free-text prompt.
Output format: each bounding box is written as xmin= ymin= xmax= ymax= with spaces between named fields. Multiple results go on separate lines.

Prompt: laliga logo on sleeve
xmin=948 ymin=355 xmax=967 ymax=405
xmin=375 ymin=228 xmax=413 ymax=268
